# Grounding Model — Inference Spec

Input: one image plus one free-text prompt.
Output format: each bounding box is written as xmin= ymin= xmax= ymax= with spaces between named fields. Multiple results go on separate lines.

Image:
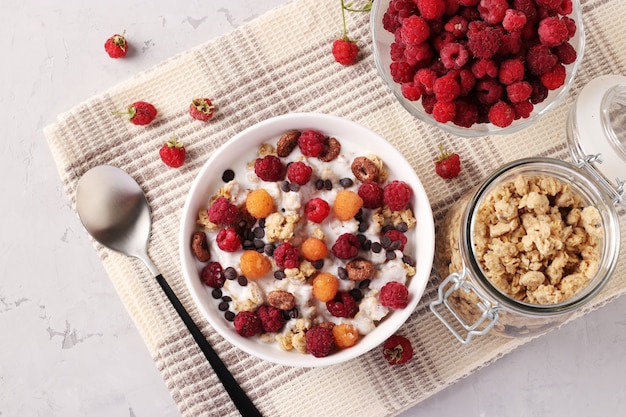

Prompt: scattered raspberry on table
xmin=382 ymin=334 xmax=413 ymax=365
xmin=189 ymin=98 xmax=215 ymax=122
xmin=159 ymin=136 xmax=186 ymax=168
xmin=114 ymin=101 xmax=157 ymax=125
xmin=104 ymin=32 xmax=128 ymax=58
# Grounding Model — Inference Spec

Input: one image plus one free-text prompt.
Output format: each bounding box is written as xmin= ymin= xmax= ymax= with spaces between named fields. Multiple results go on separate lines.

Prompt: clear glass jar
xmin=431 ymin=75 xmax=626 ymax=344
xmin=430 ymin=158 xmax=621 ymax=344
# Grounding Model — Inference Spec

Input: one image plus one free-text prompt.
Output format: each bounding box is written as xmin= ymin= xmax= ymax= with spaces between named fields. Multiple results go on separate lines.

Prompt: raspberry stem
xmin=339 ymin=0 xmax=373 ymax=40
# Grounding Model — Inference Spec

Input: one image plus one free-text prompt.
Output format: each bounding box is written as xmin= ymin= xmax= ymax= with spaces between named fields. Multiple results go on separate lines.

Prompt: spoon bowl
xmin=75 ymin=165 xmax=262 ymax=417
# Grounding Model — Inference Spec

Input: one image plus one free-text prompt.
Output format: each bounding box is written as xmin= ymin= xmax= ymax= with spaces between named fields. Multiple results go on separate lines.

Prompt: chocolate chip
xmin=386 ymin=250 xmax=397 ymax=260
xmin=381 ymin=235 xmax=392 ymax=248
xmin=349 ymin=288 xmax=364 ymax=301
xmin=324 ymin=179 xmax=332 ymax=190
xmin=389 ymin=240 xmax=402 ymax=250
xmin=361 ymin=239 xmax=372 ymax=251
xmin=264 ymin=243 xmax=275 ymax=256
xmin=337 ymin=266 xmax=348 ymax=280
xmin=281 ymin=181 xmax=291 ymax=192
xmin=253 ymin=227 xmax=265 ymax=238
xmin=211 ymin=288 xmax=222 ymax=299
xmin=315 ymin=179 xmax=325 ymax=190
xmin=222 ymin=169 xmax=235 ymax=182
xmin=288 ymin=307 xmax=299 ymax=319
xmin=274 ymin=270 xmax=286 ymax=280
xmin=402 ymin=255 xmax=416 ymax=267
xmin=371 ymin=242 xmax=382 ymax=253
xmin=238 ymin=276 xmax=248 ymax=286
xmin=358 ymin=222 xmax=369 ymax=233
xmin=218 ymin=301 xmax=229 ymax=311
xmin=397 ymin=222 xmax=408 ymax=233
xmin=312 ymin=259 xmax=324 ymax=269
xmin=224 ymin=311 xmax=235 ymax=321
xmin=222 ymin=296 xmax=232 ymax=302
xmin=225 ymin=267 xmax=237 ymax=280
xmin=339 ymin=178 xmax=353 ymax=188
xmin=289 ymin=182 xmax=300 ymax=192
xmin=358 ymin=279 xmax=371 ymax=289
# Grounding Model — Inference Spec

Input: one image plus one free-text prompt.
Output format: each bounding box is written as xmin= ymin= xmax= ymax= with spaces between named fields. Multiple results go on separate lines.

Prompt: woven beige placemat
xmin=44 ymin=0 xmax=626 ymax=416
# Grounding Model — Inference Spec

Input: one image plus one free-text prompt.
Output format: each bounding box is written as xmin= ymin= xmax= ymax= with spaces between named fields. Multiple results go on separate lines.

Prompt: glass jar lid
xmin=567 ymin=74 xmax=626 ymax=206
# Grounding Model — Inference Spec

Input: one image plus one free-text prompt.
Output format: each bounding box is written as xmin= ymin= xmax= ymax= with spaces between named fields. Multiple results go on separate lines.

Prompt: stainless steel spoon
xmin=76 ymin=165 xmax=262 ymax=417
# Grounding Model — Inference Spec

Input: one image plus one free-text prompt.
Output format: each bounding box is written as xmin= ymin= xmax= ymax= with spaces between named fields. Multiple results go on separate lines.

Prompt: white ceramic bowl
xmin=371 ymin=0 xmax=585 ymax=137
xmin=179 ymin=113 xmax=435 ymax=367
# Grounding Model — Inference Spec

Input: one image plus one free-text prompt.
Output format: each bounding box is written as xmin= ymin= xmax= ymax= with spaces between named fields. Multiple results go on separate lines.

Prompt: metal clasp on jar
xmin=429 ymin=269 xmax=501 ymax=344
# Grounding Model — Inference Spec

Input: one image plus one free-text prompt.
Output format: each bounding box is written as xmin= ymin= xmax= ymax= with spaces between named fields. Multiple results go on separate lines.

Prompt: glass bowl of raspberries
xmin=371 ymin=0 xmax=585 ymax=137
xmin=179 ymin=113 xmax=435 ymax=367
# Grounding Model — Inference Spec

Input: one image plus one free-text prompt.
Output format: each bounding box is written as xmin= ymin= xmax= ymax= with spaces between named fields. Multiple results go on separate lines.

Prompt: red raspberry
xmin=478 ymin=0 xmax=508 ymax=24
xmin=379 ymin=281 xmax=409 ymax=309
xmin=529 ymin=77 xmax=549 ymax=104
xmin=415 ymin=68 xmax=438 ymax=94
xmin=563 ymin=17 xmax=577 ymax=38
xmin=444 ymin=15 xmax=468 ymax=38
xmin=208 ymin=197 xmax=239 ymax=225
xmin=384 ymin=229 xmax=408 ymax=251
xmin=390 ymin=61 xmax=416 ymax=84
xmin=499 ymin=58 xmax=525 ymax=85
xmin=488 ymin=101 xmax=515 ymax=128
xmin=457 ymin=68 xmax=476 ymax=95
xmin=326 ymin=291 xmax=357 ymax=318
xmin=305 ymin=326 xmax=335 ymax=357
xmin=257 ymin=305 xmax=286 ymax=333
xmin=558 ymin=0 xmax=573 ymax=14
xmin=287 ymin=161 xmax=312 ymax=185
xmin=432 ymin=31 xmax=456 ymax=52
xmin=400 ymin=15 xmax=430 ymax=45
xmin=467 ymin=26 xmax=502 ymax=59
xmin=254 ymin=155 xmax=284 ymax=182
xmin=298 ymin=129 xmax=326 ymax=157
xmin=453 ymin=99 xmax=479 ymax=128
xmin=421 ymin=94 xmax=437 ymax=114
xmin=104 ymin=33 xmax=128 ymax=58
xmin=404 ymin=42 xmax=433 ymax=66
xmin=401 ymin=82 xmax=423 ymax=101
xmin=538 ymin=17 xmax=570 ymax=47
xmin=440 ymin=42 xmax=469 ymax=70
xmin=383 ymin=180 xmax=412 ymax=211
xmin=476 ymin=78 xmax=503 ymax=105
xmin=216 ymin=227 xmax=242 ymax=252
xmin=331 ymin=233 xmax=361 ymax=259
xmin=435 ymin=145 xmax=462 ymax=179
xmin=382 ymin=334 xmax=413 ymax=365
xmin=499 ymin=30 xmax=522 ymax=55
xmin=513 ymin=100 xmax=534 ymax=119
xmin=433 ymin=74 xmax=461 ymax=102
xmin=536 ymin=0 xmax=562 ymax=11
xmin=554 ymin=42 xmax=577 ymax=65
xmin=332 ymin=38 xmax=359 ymax=65
xmin=506 ymin=81 xmax=533 ymax=103
xmin=273 ymin=242 xmax=300 ymax=269
xmin=233 ymin=311 xmax=262 ymax=337
xmin=432 ymin=101 xmax=456 ymax=123
xmin=304 ymin=197 xmax=331 ymax=223
xmin=358 ymin=182 xmax=384 ymax=209
xmin=416 ymin=0 xmax=446 ymax=20
xmin=526 ymin=44 xmax=558 ymax=76
xmin=502 ymin=9 xmax=527 ymax=32
xmin=471 ymin=59 xmax=498 ymax=79
xmin=200 ymin=261 xmax=226 ymax=288
xmin=540 ymin=63 xmax=566 ymax=90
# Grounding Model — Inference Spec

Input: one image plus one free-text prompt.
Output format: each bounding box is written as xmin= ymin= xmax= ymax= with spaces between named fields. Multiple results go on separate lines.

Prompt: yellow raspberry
xmin=240 ymin=250 xmax=271 ymax=279
xmin=332 ymin=323 xmax=359 ymax=349
xmin=245 ymin=188 xmax=275 ymax=219
xmin=312 ymin=272 xmax=339 ymax=302
xmin=300 ymin=237 xmax=328 ymax=261
xmin=333 ymin=189 xmax=363 ymax=221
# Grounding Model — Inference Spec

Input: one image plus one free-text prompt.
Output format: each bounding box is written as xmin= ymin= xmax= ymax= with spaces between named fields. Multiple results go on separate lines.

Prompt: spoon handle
xmin=155 ymin=273 xmax=263 ymax=417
